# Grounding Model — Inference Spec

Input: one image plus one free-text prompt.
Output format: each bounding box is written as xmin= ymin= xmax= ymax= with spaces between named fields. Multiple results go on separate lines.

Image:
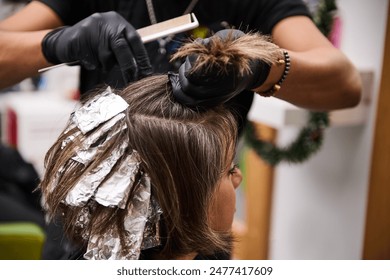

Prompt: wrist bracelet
xmin=256 ymin=50 xmax=290 ymax=97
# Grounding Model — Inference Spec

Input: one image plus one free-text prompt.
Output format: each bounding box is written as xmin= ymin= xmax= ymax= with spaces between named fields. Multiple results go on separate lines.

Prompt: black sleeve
xmin=33 ymin=0 xmax=114 ymax=25
xmin=227 ymin=0 xmax=312 ymax=35
xmin=34 ymin=0 xmax=78 ymax=25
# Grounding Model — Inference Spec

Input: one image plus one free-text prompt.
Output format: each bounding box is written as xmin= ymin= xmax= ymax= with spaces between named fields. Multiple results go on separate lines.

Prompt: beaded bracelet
xmin=256 ymin=50 xmax=290 ymax=97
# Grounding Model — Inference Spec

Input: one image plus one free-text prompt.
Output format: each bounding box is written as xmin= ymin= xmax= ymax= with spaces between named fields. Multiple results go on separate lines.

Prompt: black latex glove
xmin=169 ymin=29 xmax=270 ymax=108
xmin=42 ymin=11 xmax=152 ymax=84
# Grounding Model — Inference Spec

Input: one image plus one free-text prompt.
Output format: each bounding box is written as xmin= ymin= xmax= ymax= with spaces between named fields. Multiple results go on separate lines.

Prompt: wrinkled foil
xmin=84 ymin=174 xmax=152 ymax=260
xmin=141 ymin=196 xmax=162 ymax=250
xmin=95 ymin=151 xmax=141 ymax=209
xmin=74 ymin=205 xmax=91 ymax=234
xmin=61 ymin=131 xmax=81 ymax=150
xmin=64 ymin=140 xmax=128 ymax=206
xmin=84 ymin=230 xmax=123 ymax=260
xmin=75 ymin=87 xmax=128 ymax=134
xmin=63 ymin=112 xmax=77 ymax=135
xmin=72 ymin=114 xmax=127 ymax=165
xmin=80 ymin=113 xmax=126 ymax=148
xmin=48 ymin=87 xmax=163 ymax=259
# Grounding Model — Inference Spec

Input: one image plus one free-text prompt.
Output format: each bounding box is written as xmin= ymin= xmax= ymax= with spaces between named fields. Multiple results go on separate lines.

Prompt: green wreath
xmin=245 ymin=0 xmax=336 ymax=166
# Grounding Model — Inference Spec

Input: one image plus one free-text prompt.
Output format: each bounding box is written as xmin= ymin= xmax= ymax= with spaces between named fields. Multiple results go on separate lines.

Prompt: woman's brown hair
xmin=40 ymin=75 xmax=238 ymax=259
xmin=39 ymin=31 xmax=280 ymax=259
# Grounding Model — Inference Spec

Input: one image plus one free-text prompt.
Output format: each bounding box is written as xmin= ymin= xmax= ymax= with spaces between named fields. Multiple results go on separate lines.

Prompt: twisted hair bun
xmin=171 ymin=31 xmax=282 ymax=77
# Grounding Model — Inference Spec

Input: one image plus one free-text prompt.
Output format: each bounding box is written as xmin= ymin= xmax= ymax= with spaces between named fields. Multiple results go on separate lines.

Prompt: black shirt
xmin=36 ymin=0 xmax=311 ymax=132
xmin=36 ymin=0 xmax=310 ymax=33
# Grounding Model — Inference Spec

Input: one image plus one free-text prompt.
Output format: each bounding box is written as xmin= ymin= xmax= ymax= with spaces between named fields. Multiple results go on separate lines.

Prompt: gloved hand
xmin=169 ymin=29 xmax=271 ymax=108
xmin=42 ymin=11 xmax=152 ymax=83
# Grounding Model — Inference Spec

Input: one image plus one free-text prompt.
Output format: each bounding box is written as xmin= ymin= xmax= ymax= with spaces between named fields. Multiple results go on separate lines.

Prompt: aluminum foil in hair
xmin=62 ymin=112 xmax=77 ymax=135
xmin=75 ymin=86 xmax=129 ymax=134
xmin=64 ymin=139 xmax=128 ymax=207
xmin=95 ymin=151 xmax=141 ymax=209
xmin=72 ymin=114 xmax=127 ymax=165
xmin=83 ymin=230 xmax=122 ymax=260
xmin=48 ymin=86 xmax=163 ymax=258
xmin=141 ymin=195 xmax=163 ymax=250
xmin=61 ymin=131 xmax=81 ymax=150
xmin=84 ymin=173 xmax=152 ymax=260
xmin=74 ymin=205 xmax=92 ymax=239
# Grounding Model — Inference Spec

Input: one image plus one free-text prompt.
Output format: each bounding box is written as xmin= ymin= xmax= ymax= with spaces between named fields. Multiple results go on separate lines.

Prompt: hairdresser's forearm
xmin=261 ymin=47 xmax=362 ymax=111
xmin=0 ymin=30 xmax=52 ymax=89
xmin=259 ymin=15 xmax=362 ymax=111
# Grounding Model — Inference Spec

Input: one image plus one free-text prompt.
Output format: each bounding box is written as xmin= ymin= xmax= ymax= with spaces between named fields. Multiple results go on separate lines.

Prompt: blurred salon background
xmin=0 ymin=0 xmax=389 ymax=260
